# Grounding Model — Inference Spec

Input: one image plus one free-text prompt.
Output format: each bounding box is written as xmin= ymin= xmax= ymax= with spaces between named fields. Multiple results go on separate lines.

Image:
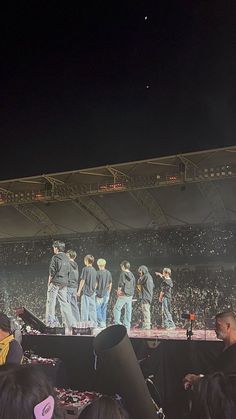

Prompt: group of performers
xmin=45 ymin=240 xmax=175 ymax=331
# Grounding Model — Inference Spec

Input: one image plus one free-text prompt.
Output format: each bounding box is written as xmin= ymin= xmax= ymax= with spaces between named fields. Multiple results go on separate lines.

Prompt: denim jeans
xmin=45 ymin=283 xmax=75 ymax=328
xmin=96 ymin=291 xmax=110 ymax=328
xmin=141 ymin=302 xmax=151 ymax=329
xmin=67 ymin=287 xmax=80 ymax=323
xmin=113 ymin=295 xmax=132 ymax=329
xmin=162 ymin=297 xmax=175 ymax=328
xmin=81 ymin=293 xmax=97 ymax=326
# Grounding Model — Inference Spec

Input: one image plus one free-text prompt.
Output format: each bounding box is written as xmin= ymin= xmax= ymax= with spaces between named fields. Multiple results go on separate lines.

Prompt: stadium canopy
xmin=0 ymin=146 xmax=236 ymax=239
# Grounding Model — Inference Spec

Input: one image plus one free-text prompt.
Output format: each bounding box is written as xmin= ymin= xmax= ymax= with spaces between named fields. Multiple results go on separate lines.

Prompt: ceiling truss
xmin=72 ymin=197 xmax=115 ymax=231
xmin=13 ymin=205 xmax=59 ymax=235
xmin=129 ymin=190 xmax=169 ymax=227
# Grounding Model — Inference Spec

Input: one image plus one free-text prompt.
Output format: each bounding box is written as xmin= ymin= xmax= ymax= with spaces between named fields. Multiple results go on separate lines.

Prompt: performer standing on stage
xmin=113 ymin=260 xmax=135 ymax=330
xmin=137 ymin=265 xmax=154 ymax=330
xmin=66 ymin=249 xmax=80 ymax=324
xmin=77 ymin=254 xmax=97 ymax=326
xmin=45 ymin=241 xmax=75 ymax=329
xmin=155 ymin=267 xmax=175 ymax=329
xmin=96 ymin=258 xmax=112 ymax=328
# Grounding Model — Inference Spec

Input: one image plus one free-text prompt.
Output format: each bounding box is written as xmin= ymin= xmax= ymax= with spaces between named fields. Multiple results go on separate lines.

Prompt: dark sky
xmin=1 ymin=1 xmax=235 ymax=179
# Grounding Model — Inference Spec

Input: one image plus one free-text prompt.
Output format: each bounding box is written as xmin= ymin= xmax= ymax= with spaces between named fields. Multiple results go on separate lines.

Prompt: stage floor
xmin=44 ymin=326 xmax=218 ymax=341
xmin=124 ymin=327 xmax=217 ymax=341
xmin=52 ymin=325 xmax=218 ymax=342
xmin=31 ymin=326 xmax=218 ymax=341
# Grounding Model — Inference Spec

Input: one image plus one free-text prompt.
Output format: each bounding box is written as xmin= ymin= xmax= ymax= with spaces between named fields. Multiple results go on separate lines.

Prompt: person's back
xmin=78 ymin=255 xmax=97 ymax=325
xmin=46 ymin=241 xmax=75 ymax=329
xmin=68 ymin=258 xmax=79 ymax=288
xmin=96 ymin=259 xmax=112 ymax=328
xmin=0 ymin=312 xmax=23 ymax=366
xmin=79 ymin=395 xmax=130 ymax=419
xmin=96 ymin=269 xmax=112 ymax=298
xmin=66 ymin=250 xmax=80 ymax=324
xmin=190 ymin=372 xmax=236 ymax=419
xmin=113 ymin=260 xmax=135 ymax=329
xmin=50 ymin=251 xmax=71 ymax=286
xmin=138 ymin=265 xmax=154 ymax=303
xmin=81 ymin=265 xmax=97 ymax=296
xmin=119 ymin=270 xmax=135 ymax=297
xmin=0 ymin=364 xmax=62 ymax=418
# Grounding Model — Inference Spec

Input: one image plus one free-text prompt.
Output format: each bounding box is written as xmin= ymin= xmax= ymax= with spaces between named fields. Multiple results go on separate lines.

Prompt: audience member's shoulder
xmin=10 ymin=338 xmax=22 ymax=349
xmin=228 ymin=342 xmax=236 ymax=351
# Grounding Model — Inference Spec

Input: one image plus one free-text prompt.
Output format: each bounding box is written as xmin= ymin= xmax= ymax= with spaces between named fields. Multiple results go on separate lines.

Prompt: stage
xmin=22 ymin=326 xmax=222 ymax=418
xmin=125 ymin=327 xmax=218 ymax=341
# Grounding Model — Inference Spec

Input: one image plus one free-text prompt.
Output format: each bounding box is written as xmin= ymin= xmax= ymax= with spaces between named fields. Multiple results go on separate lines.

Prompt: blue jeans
xmin=67 ymin=287 xmax=80 ymax=323
xmin=113 ymin=295 xmax=132 ymax=329
xmin=81 ymin=293 xmax=97 ymax=326
xmin=96 ymin=292 xmax=110 ymax=328
xmin=162 ymin=297 xmax=175 ymax=328
xmin=45 ymin=283 xmax=75 ymax=328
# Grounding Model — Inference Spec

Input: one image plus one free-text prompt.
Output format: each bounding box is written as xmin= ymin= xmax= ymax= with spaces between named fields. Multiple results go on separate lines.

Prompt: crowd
xmin=0 ymin=222 xmax=235 ymax=267
xmin=0 ymin=224 xmax=235 ymax=329
xmin=0 ymin=263 xmax=235 ymax=330
xmin=0 ymin=222 xmax=235 ymax=418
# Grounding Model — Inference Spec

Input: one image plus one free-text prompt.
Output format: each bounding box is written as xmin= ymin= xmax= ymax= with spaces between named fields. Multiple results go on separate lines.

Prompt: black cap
xmin=0 ymin=312 xmax=11 ymax=333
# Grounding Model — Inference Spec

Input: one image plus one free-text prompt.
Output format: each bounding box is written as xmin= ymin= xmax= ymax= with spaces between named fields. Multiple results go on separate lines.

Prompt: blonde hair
xmin=97 ymin=258 xmax=106 ymax=267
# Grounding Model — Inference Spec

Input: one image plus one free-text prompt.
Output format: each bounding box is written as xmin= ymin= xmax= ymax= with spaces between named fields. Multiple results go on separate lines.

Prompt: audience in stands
xmin=0 ymin=223 xmax=235 ymax=267
xmin=0 ymin=264 xmax=234 ymax=330
xmin=0 ymin=225 xmax=234 ymax=329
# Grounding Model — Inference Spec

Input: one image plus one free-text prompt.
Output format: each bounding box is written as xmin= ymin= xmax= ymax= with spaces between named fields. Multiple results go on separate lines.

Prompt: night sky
xmin=1 ymin=1 xmax=235 ymax=179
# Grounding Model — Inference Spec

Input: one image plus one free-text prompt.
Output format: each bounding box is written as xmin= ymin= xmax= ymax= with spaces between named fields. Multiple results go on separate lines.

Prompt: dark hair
xmin=52 ymin=241 xmax=65 ymax=252
xmin=190 ymin=372 xmax=236 ymax=419
xmin=0 ymin=312 xmax=11 ymax=333
xmin=79 ymin=396 xmax=130 ymax=419
xmin=0 ymin=364 xmax=62 ymax=419
xmin=120 ymin=260 xmax=130 ymax=270
xmin=84 ymin=254 xmax=94 ymax=264
xmin=67 ymin=249 xmax=77 ymax=260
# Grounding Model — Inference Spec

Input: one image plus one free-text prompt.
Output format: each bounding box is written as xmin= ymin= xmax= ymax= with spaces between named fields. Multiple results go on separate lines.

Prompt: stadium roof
xmin=0 ymin=145 xmax=236 ymax=239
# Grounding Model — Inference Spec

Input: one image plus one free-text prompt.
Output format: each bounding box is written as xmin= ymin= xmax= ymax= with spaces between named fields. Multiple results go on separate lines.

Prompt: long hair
xmin=0 ymin=364 xmax=62 ymax=419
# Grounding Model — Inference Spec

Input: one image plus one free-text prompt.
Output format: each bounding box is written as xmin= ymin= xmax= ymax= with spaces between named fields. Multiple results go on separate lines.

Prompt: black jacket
xmin=49 ymin=252 xmax=70 ymax=286
xmin=138 ymin=265 xmax=154 ymax=304
xmin=118 ymin=271 xmax=135 ymax=296
xmin=68 ymin=260 xmax=79 ymax=288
